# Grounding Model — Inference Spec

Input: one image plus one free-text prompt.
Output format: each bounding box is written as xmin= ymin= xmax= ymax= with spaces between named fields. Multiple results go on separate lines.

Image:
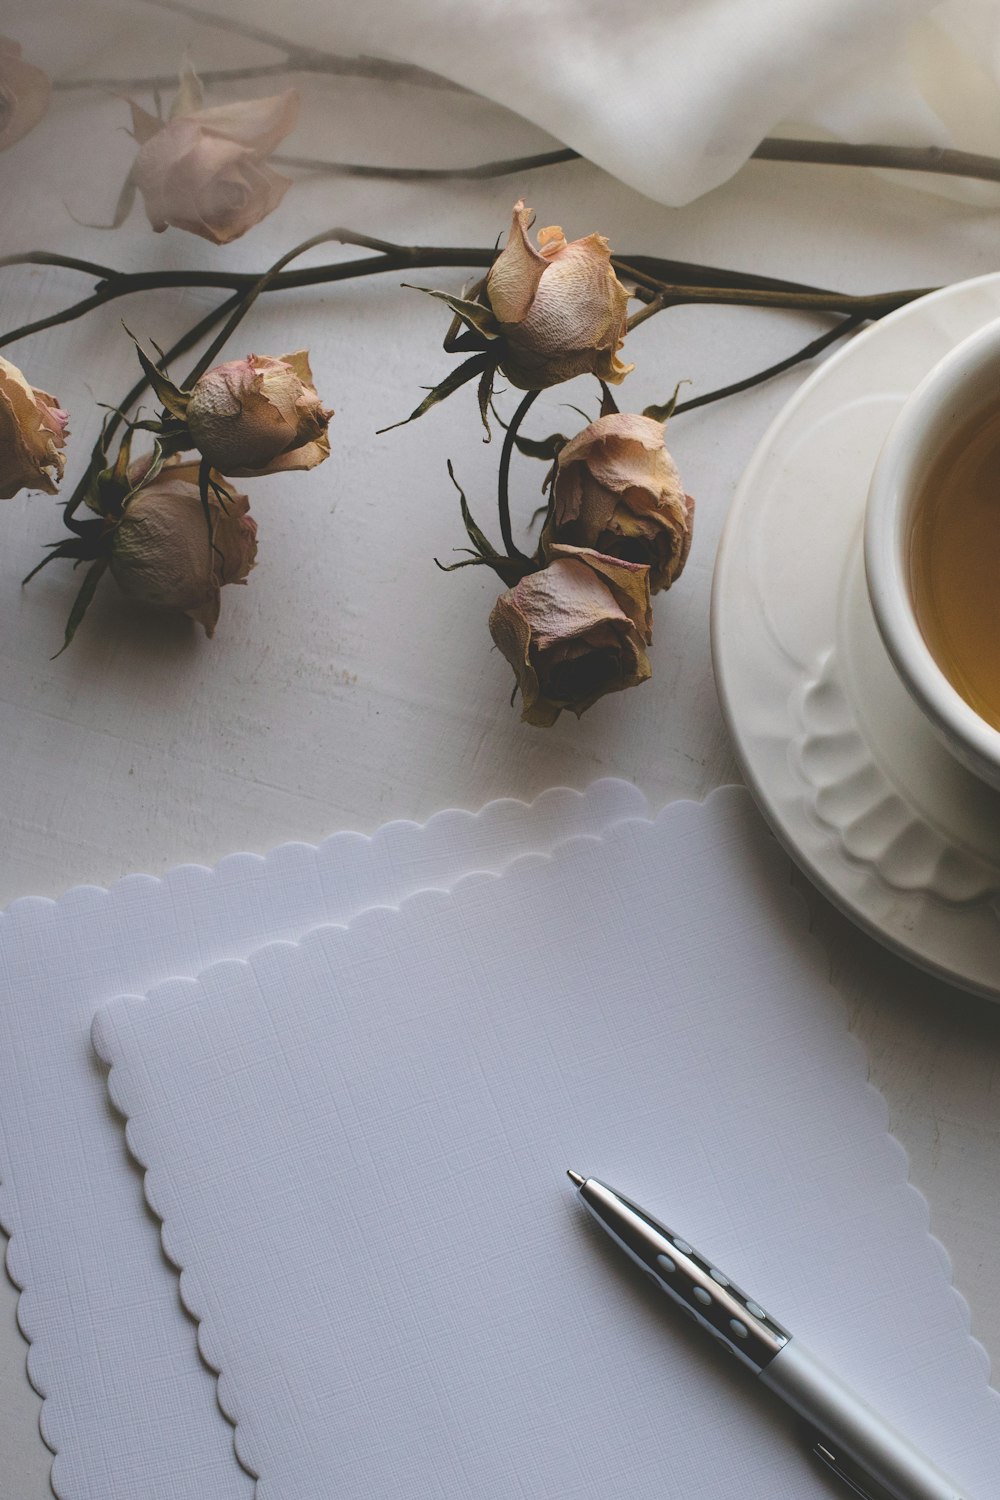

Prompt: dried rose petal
xmin=0 ymin=37 xmax=50 ymax=153
xmin=110 ymin=456 xmax=256 ymax=636
xmin=485 ymin=201 xmax=632 ymax=390
xmin=551 ymin=413 xmax=694 ymax=592
xmin=0 ymin=355 xmax=68 ymax=498
xmin=131 ymin=88 xmax=299 ymax=244
xmin=489 ymin=544 xmax=651 ymax=726
xmin=185 ymin=351 xmax=332 ymax=476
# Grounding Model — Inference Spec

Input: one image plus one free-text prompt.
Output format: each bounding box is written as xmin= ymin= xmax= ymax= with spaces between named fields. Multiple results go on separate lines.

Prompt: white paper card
xmin=93 ymin=790 xmax=1000 ymax=1499
xmin=0 ymin=779 xmax=645 ymax=1500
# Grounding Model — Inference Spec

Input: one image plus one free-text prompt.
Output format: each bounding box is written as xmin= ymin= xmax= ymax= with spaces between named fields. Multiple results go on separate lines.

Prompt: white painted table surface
xmin=1 ymin=5 xmax=999 ymax=1497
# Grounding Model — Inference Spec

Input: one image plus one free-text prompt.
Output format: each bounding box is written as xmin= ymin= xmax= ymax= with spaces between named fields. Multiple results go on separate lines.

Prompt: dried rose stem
xmin=277 ymin=139 xmax=1000 ymax=189
xmin=0 ymin=247 xmax=494 ymax=350
xmin=490 ymin=319 xmax=870 ymax=559
xmin=750 ymin=137 xmax=1000 ymax=186
xmin=0 ymin=230 xmax=919 ymax=523
xmin=270 ymin=148 xmax=578 ymax=182
xmin=61 ymin=233 xmax=351 ymax=526
xmin=671 ymin=313 xmax=867 ymax=416
xmin=55 ymin=294 xmax=240 ymax=531
xmin=0 ymin=239 xmax=935 ymax=353
xmin=613 ymin=259 xmax=927 ymax=317
xmin=53 ymin=60 xmax=312 ymax=90
xmin=0 ymin=245 xmax=835 ymax=299
xmin=114 ymin=298 xmax=239 ymax=435
xmin=59 ymin=229 xmax=418 ymax=526
xmin=497 ymin=391 xmax=540 ymax=560
xmin=180 ymin=227 xmax=357 ymax=387
xmin=0 ymin=291 xmax=111 ymax=348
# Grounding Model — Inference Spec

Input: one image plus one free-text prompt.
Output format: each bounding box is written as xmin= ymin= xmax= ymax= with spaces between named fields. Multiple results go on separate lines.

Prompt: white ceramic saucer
xmin=712 ymin=273 xmax=1000 ymax=999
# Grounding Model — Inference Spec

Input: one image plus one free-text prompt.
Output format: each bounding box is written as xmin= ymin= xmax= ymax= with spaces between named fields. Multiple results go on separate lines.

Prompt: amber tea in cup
xmin=909 ymin=401 xmax=1000 ymax=733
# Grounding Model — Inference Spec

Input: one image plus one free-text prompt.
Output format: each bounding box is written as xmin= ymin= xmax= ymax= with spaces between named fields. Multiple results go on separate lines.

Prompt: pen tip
xmin=566 ymin=1169 xmax=585 ymax=1187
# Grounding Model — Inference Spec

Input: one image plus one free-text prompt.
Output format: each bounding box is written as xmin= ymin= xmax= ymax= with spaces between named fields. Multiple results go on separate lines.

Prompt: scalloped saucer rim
xmin=712 ymin=273 xmax=1000 ymax=999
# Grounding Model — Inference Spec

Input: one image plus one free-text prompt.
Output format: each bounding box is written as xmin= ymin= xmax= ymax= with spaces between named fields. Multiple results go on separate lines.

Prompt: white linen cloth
xmin=168 ymin=0 xmax=1000 ymax=204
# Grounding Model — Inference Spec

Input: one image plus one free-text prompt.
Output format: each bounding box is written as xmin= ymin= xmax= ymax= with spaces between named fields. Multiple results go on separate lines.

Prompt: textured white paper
xmin=0 ymin=779 xmax=645 ymax=1500
xmin=94 ymin=789 xmax=1000 ymax=1499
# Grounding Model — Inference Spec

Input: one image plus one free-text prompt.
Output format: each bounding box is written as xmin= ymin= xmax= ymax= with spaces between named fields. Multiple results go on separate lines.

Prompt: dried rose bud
xmin=0 ymin=355 xmax=69 ymax=499
xmin=485 ymin=200 xmax=633 ymax=391
xmin=488 ymin=544 xmax=652 ymax=726
xmin=130 ymin=88 xmax=299 ymax=245
xmin=550 ymin=413 xmax=694 ymax=593
xmin=185 ymin=351 xmax=332 ymax=477
xmin=0 ymin=37 xmax=50 ymax=153
xmin=109 ymin=456 xmax=257 ymax=636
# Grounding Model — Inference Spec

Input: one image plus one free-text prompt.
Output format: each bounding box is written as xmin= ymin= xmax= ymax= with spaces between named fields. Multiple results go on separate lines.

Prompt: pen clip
xmin=811 ymin=1440 xmax=893 ymax=1500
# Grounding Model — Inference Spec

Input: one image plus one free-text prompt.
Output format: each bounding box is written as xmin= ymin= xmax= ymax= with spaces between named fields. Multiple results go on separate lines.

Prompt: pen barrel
xmin=760 ymin=1340 xmax=971 ymax=1500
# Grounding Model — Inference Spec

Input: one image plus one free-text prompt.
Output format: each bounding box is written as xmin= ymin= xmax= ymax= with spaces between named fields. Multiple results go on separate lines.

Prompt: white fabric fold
xmin=191 ymin=0 xmax=1000 ymax=203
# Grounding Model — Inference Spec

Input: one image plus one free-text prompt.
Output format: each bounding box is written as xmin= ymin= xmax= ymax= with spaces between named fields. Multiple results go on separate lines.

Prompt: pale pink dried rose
xmin=550 ymin=413 xmax=694 ymax=592
xmin=485 ymin=200 xmax=633 ymax=390
xmin=185 ymin=351 xmax=332 ymax=477
xmin=130 ymin=87 xmax=299 ymax=244
xmin=0 ymin=355 xmax=69 ymax=499
xmin=110 ymin=456 xmax=257 ymax=636
xmin=488 ymin=544 xmax=652 ymax=726
xmin=0 ymin=37 xmax=50 ymax=153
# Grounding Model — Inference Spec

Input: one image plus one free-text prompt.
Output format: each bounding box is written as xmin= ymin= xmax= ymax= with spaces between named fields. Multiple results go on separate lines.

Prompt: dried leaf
xmin=643 ymin=379 xmax=690 ymax=425
xmin=54 ymin=556 xmax=108 ymax=657
xmin=444 ymin=462 xmax=534 ymax=587
xmin=408 ymin=286 xmax=500 ymax=342
xmin=376 ymin=352 xmax=489 ymax=434
xmin=125 ymin=327 xmax=190 ymax=419
xmin=21 ymin=537 xmax=87 ymax=587
xmin=476 ymin=364 xmax=494 ymax=442
xmin=127 ymin=99 xmax=162 ymax=146
xmin=598 ymin=381 xmax=620 ymax=418
xmin=170 ymin=56 xmax=204 ymax=119
xmin=513 ymin=430 xmax=567 ymax=461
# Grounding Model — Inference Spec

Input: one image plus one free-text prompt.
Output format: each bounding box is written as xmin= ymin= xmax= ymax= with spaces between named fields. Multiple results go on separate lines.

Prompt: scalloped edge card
xmin=0 ymin=779 xmax=646 ymax=1500
xmin=93 ymin=790 xmax=999 ymax=1499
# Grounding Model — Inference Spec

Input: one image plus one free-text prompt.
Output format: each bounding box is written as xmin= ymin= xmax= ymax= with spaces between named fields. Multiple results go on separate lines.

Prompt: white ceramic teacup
xmin=865 ymin=317 xmax=1000 ymax=791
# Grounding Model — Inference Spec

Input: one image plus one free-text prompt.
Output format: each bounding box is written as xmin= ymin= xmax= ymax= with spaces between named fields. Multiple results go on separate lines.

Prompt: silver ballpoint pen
xmin=566 ymin=1172 xmax=974 ymax=1500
